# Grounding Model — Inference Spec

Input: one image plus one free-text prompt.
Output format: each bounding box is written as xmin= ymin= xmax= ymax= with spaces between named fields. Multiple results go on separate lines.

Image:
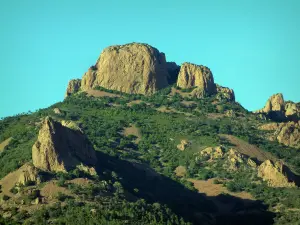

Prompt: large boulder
xmin=176 ymin=63 xmax=216 ymax=97
xmin=65 ymin=79 xmax=81 ymax=97
xmin=32 ymin=117 xmax=97 ymax=172
xmin=258 ymin=160 xmax=295 ymax=187
xmin=81 ymin=43 xmax=169 ymax=95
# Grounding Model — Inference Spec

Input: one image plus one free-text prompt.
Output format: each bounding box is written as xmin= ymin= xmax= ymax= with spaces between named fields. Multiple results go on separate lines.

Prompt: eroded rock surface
xmin=32 ymin=117 xmax=97 ymax=172
xmin=65 ymin=79 xmax=81 ymax=97
xmin=200 ymin=146 xmax=224 ymax=160
xmin=255 ymin=93 xmax=299 ymax=121
xmin=258 ymin=160 xmax=295 ymax=188
xmin=81 ymin=43 xmax=169 ymax=95
xmin=177 ymin=63 xmax=216 ymax=97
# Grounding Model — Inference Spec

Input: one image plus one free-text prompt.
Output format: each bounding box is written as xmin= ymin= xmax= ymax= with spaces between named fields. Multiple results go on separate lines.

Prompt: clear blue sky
xmin=0 ymin=0 xmax=299 ymax=118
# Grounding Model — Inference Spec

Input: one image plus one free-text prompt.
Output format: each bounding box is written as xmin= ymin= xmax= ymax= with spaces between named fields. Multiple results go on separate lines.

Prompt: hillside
xmin=0 ymin=43 xmax=300 ymax=225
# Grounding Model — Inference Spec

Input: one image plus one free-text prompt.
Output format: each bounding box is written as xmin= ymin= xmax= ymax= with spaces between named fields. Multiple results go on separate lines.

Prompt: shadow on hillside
xmin=94 ymin=151 xmax=275 ymax=225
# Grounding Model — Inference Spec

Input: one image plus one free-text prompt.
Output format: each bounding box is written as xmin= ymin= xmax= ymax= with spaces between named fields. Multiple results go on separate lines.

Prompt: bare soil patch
xmin=0 ymin=137 xmax=12 ymax=152
xmin=170 ymin=87 xmax=191 ymax=98
xmin=188 ymin=178 xmax=253 ymax=199
xmin=123 ymin=125 xmax=141 ymax=143
xmin=219 ymin=134 xmax=274 ymax=162
xmin=181 ymin=100 xmax=197 ymax=107
xmin=207 ymin=113 xmax=224 ymax=119
xmin=40 ymin=181 xmax=71 ymax=200
xmin=174 ymin=166 xmax=187 ymax=177
xmin=0 ymin=166 xmax=23 ymax=196
xmin=188 ymin=178 xmax=254 ymax=214
xmin=68 ymin=178 xmax=91 ymax=186
xmin=127 ymin=100 xmax=142 ymax=106
xmin=85 ymin=89 xmax=120 ymax=98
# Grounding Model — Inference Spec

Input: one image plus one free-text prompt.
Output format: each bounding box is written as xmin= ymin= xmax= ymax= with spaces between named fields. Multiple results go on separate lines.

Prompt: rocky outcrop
xmin=176 ymin=63 xmax=235 ymax=101
xmin=177 ymin=139 xmax=190 ymax=151
xmin=216 ymin=85 xmax=235 ymax=101
xmin=258 ymin=123 xmax=280 ymax=131
xmin=81 ymin=43 xmax=169 ymax=95
xmin=227 ymin=149 xmax=246 ymax=170
xmin=258 ymin=160 xmax=295 ymax=187
xmin=275 ymin=121 xmax=300 ymax=149
xmin=255 ymin=93 xmax=299 ymax=121
xmin=18 ymin=164 xmax=40 ymax=185
xmin=53 ymin=108 xmax=62 ymax=115
xmin=177 ymin=63 xmax=216 ymax=97
xmin=200 ymin=146 xmax=224 ymax=159
xmin=259 ymin=122 xmax=300 ymax=149
xmin=61 ymin=120 xmax=82 ymax=132
xmin=65 ymin=79 xmax=81 ymax=97
xmin=32 ymin=117 xmax=97 ymax=172
xmin=285 ymin=102 xmax=300 ymax=121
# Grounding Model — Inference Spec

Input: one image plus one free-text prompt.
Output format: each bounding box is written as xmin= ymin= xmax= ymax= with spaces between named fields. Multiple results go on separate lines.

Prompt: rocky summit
xmin=80 ymin=43 xmax=169 ymax=95
xmin=32 ymin=117 xmax=97 ymax=172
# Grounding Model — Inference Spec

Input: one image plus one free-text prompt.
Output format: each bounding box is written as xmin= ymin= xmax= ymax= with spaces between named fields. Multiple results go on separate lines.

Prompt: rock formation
xmin=32 ymin=117 xmax=97 ymax=172
xmin=80 ymin=43 xmax=169 ymax=95
xmin=259 ymin=121 xmax=300 ymax=149
xmin=258 ymin=160 xmax=295 ymax=187
xmin=53 ymin=108 xmax=62 ymax=115
xmin=61 ymin=120 xmax=82 ymax=132
xmin=65 ymin=79 xmax=81 ymax=97
xmin=255 ymin=93 xmax=299 ymax=121
xmin=275 ymin=121 xmax=300 ymax=149
xmin=177 ymin=139 xmax=190 ymax=151
xmin=18 ymin=164 xmax=40 ymax=185
xmin=177 ymin=63 xmax=216 ymax=97
xmin=285 ymin=101 xmax=300 ymax=121
xmin=200 ymin=146 xmax=224 ymax=160
xmin=216 ymin=85 xmax=235 ymax=101
xmin=258 ymin=123 xmax=280 ymax=131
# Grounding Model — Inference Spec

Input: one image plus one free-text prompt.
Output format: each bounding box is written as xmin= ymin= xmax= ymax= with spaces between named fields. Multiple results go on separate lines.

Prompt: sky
xmin=0 ymin=0 xmax=299 ymax=118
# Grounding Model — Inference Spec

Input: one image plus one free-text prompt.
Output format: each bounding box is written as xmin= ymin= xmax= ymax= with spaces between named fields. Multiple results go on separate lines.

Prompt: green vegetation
xmin=1 ymin=86 xmax=300 ymax=224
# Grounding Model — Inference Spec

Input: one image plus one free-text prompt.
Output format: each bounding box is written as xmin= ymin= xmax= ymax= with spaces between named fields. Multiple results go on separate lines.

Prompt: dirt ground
xmin=0 ymin=137 xmax=12 ymax=152
xmin=40 ymin=181 xmax=71 ymax=200
xmin=174 ymin=166 xmax=187 ymax=177
xmin=85 ymin=89 xmax=120 ymax=98
xmin=68 ymin=177 xmax=91 ymax=186
xmin=181 ymin=100 xmax=197 ymax=107
xmin=188 ymin=178 xmax=254 ymax=214
xmin=0 ymin=165 xmax=24 ymax=196
xmin=123 ymin=125 xmax=142 ymax=143
xmin=219 ymin=134 xmax=274 ymax=162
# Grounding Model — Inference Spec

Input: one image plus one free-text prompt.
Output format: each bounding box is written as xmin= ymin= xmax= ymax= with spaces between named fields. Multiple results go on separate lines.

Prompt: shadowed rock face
xmin=81 ymin=43 xmax=169 ymax=95
xmin=177 ymin=62 xmax=217 ymax=97
xmin=32 ymin=117 xmax=97 ymax=172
